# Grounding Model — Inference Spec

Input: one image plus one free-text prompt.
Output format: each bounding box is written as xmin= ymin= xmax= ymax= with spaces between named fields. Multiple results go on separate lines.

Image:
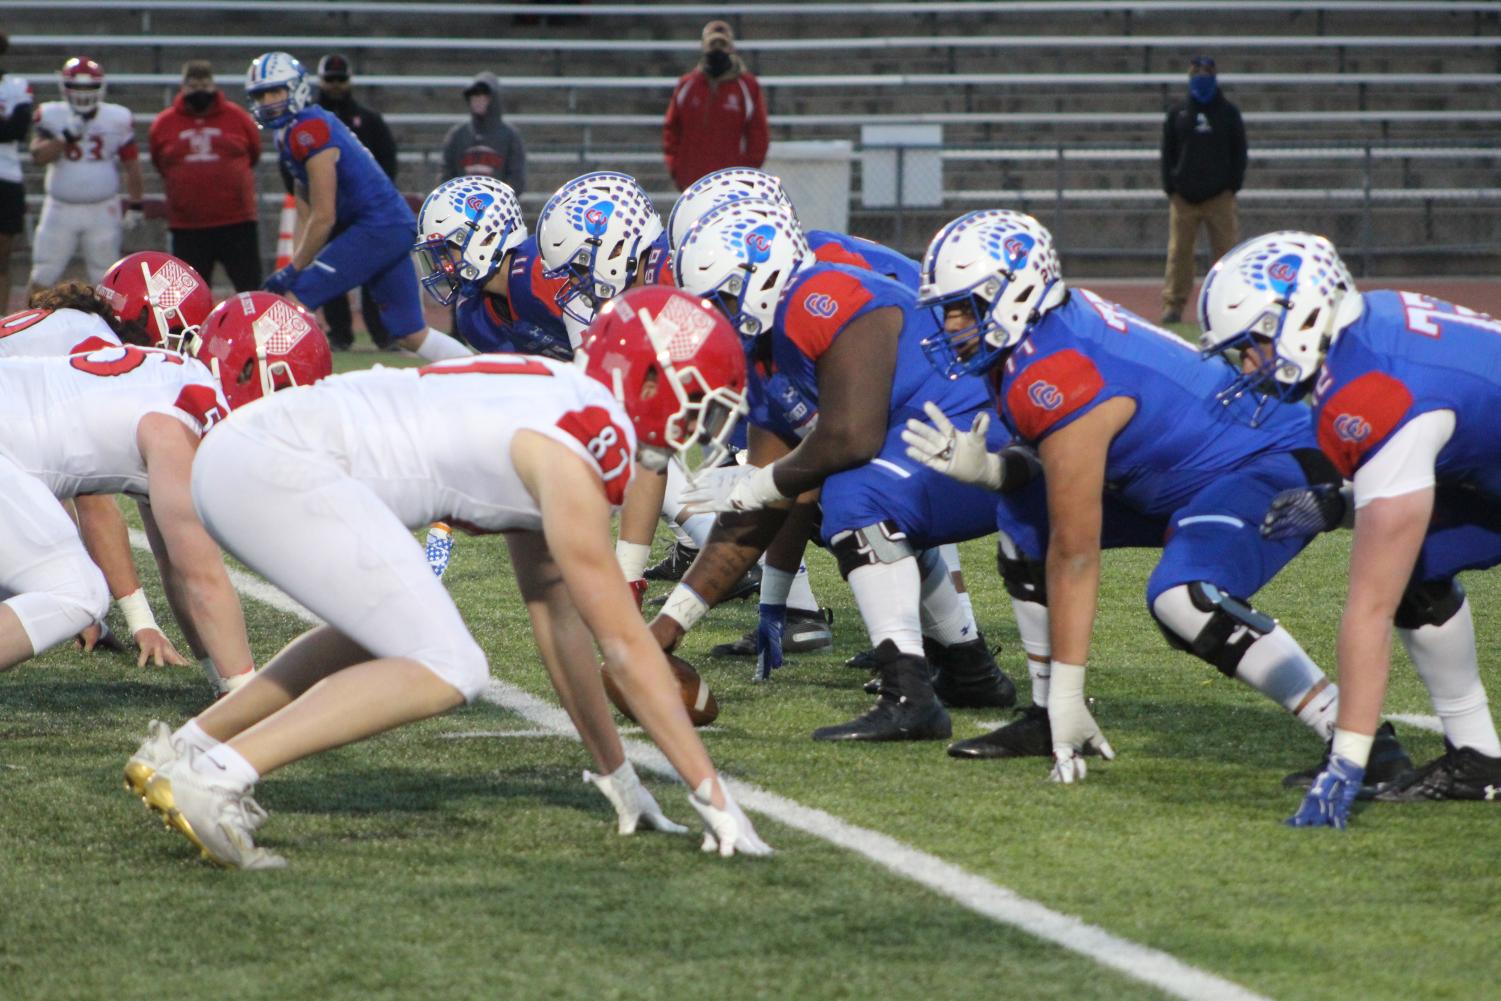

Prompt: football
xmin=603 ymin=652 xmax=719 ymax=727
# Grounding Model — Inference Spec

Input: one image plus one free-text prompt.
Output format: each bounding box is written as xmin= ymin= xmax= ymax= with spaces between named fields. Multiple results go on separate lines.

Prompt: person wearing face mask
xmin=663 ymin=20 xmax=769 ymax=191
xmin=148 ymin=59 xmax=263 ymax=291
xmin=439 ymin=71 xmax=526 ymax=195
xmin=1159 ymin=54 xmax=1246 ymax=325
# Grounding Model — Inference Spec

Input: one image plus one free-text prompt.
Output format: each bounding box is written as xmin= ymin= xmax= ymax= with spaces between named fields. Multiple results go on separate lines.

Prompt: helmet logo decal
xmin=1002 ymin=234 xmax=1033 ymax=267
xmin=252 ymin=299 xmax=312 ymax=353
xmin=804 ymin=293 xmax=839 ymax=319
xmin=743 ymin=225 xmax=775 ymax=264
xmin=1027 ymin=379 xmax=1063 ymax=411
xmin=463 ymin=192 xmax=493 ymax=219
xmin=147 ymin=259 xmax=199 ymax=309
xmin=1266 ymin=255 xmax=1301 ymax=295
xmin=1333 ymin=413 xmax=1371 ymax=443
xmin=658 ymin=295 xmax=717 ymax=359
xmin=583 ymin=201 xmax=614 ymax=236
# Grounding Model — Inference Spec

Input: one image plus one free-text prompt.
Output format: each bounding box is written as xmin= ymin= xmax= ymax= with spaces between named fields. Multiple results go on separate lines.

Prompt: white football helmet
xmin=413 ymin=176 xmax=527 ymax=306
xmin=245 ymin=51 xmax=310 ymax=129
xmin=667 ymin=167 xmax=793 ymax=253
xmin=917 ymin=209 xmax=1066 ymax=378
xmin=1197 ymin=230 xmax=1360 ymax=403
xmin=674 ymin=197 xmax=811 ymax=343
xmin=537 ymin=171 xmax=663 ymax=327
xmin=60 ymin=57 xmax=105 ymax=116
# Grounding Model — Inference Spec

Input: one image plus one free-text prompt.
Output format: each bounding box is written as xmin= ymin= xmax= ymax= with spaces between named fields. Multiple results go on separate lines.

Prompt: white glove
xmin=681 ymin=463 xmax=787 ymax=515
xmin=584 ymin=761 xmax=687 ymax=836
xmin=122 ymin=206 xmax=144 ymax=232
xmin=901 ymin=402 xmax=1004 ymax=490
xmin=688 ymin=777 xmax=773 ymax=857
xmin=1047 ymin=662 xmax=1115 ymax=784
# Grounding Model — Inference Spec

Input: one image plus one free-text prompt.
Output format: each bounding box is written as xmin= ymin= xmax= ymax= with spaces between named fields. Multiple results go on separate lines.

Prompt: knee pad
xmin=1151 ymin=581 xmax=1275 ymax=678
xmin=4 ymin=570 xmax=109 ymax=656
xmin=829 ymin=521 xmax=915 ymax=579
xmin=1394 ymin=579 xmax=1466 ymax=630
xmin=996 ymin=533 xmax=1046 ymax=605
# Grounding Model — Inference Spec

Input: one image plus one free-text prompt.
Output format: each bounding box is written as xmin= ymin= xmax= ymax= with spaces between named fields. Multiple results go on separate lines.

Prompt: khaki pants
xmin=1162 ymin=190 xmax=1239 ymax=317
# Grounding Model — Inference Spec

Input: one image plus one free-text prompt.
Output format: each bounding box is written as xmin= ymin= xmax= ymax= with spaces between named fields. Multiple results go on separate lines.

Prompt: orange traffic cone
xmin=274 ymin=194 xmax=296 ymax=270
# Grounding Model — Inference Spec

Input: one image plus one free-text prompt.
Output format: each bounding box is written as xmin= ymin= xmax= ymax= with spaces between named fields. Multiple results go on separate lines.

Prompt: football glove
xmin=754 ymin=603 xmax=785 ymax=682
xmin=1048 ymin=663 xmax=1115 ymax=784
xmin=1261 ymin=483 xmax=1349 ymax=541
xmin=902 ymin=404 xmax=1005 ymax=490
xmin=680 ymin=463 xmax=786 ymax=515
xmin=263 ymin=263 xmax=300 ymax=296
xmin=584 ymin=761 xmax=687 ymax=836
xmin=1286 ymin=753 xmax=1364 ymax=830
xmin=689 ymin=777 xmax=772 ymax=857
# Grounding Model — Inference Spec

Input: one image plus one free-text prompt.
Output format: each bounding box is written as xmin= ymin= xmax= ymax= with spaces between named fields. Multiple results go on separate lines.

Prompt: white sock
xmin=918 ymin=549 xmax=976 ymax=646
xmin=847 ymin=558 xmax=923 ymax=656
xmin=662 ymin=459 xmax=690 ymax=522
xmin=414 ymin=328 xmax=472 ymax=361
xmin=786 ymin=563 xmax=818 ymax=614
xmin=679 ymin=513 xmax=714 ymax=549
xmin=172 ymin=719 xmax=219 ymax=754
xmin=195 ymin=742 xmax=259 ymax=790
xmin=1235 ymin=625 xmax=1337 ymax=739
xmin=1400 ymin=600 xmax=1501 ymax=757
xmin=1029 ymin=656 xmax=1051 ymax=709
xmin=1011 ymin=597 xmax=1051 ymax=660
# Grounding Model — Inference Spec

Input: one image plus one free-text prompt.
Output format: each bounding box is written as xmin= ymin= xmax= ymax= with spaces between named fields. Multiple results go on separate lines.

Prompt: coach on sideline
xmin=663 ymin=20 xmax=769 ymax=191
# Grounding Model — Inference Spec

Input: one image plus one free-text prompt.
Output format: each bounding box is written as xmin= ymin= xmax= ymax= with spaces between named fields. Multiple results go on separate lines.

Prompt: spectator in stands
xmin=0 ymin=31 xmax=32 ymax=312
xmin=311 ymin=54 xmax=397 ymax=350
xmin=148 ymin=60 xmax=263 ymax=293
xmin=1159 ymin=54 xmax=1246 ymax=325
xmin=663 ymin=21 xmax=769 ymax=192
xmin=440 ymin=72 xmax=526 ymax=194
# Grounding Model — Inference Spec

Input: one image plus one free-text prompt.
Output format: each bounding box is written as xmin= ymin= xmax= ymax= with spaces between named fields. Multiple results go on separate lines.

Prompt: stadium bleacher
xmin=0 ymin=0 xmax=1496 ymax=274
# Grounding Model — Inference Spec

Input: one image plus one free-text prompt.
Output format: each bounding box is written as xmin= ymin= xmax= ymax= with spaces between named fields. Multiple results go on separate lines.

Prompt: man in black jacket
xmin=1159 ymin=55 xmax=1246 ymax=325
xmin=310 ymin=54 xmax=398 ymax=349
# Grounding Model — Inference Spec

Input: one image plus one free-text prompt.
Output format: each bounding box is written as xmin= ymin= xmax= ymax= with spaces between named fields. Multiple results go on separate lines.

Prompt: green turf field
xmin=2 ymin=341 xmax=1498 ymax=1001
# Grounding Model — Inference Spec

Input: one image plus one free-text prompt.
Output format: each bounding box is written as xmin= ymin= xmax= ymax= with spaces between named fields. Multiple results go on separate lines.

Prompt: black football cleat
xmin=845 ymin=647 xmax=880 ymax=671
xmin=1373 ymin=741 xmax=1501 ymax=802
xmin=644 ymin=541 xmax=698 ymax=582
xmin=813 ymin=641 xmax=951 ymax=742
xmin=1282 ymin=720 xmax=1412 ymax=797
xmin=927 ymin=634 xmax=1017 ymax=709
xmin=709 ymin=608 xmax=834 ymax=657
xmin=947 ymin=704 xmax=1053 ymax=759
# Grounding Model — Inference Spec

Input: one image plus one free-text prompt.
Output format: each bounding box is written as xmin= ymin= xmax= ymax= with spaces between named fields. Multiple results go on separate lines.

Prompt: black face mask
xmin=704 ymin=49 xmax=732 ymax=77
xmin=183 ymin=90 xmax=215 ymax=113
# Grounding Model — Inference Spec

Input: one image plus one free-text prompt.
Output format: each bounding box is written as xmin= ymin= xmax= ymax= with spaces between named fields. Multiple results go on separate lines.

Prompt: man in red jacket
xmin=148 ymin=60 xmax=262 ymax=291
xmin=663 ymin=21 xmax=769 ymax=191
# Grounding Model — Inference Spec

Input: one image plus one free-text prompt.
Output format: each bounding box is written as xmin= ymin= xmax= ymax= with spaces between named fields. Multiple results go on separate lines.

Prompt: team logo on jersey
xmin=582 ymin=201 xmax=614 ymax=237
xmin=463 ymin=192 xmax=493 ymax=220
xmin=804 ymin=293 xmax=839 ymax=319
xmin=1027 ymin=379 xmax=1063 ymax=411
xmin=743 ymin=224 xmax=776 ymax=265
xmin=1332 ymin=412 xmax=1371 ymax=443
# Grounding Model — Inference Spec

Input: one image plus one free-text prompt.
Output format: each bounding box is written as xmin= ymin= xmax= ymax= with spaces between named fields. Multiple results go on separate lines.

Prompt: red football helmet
xmin=187 ymin=291 xmax=333 ymax=411
xmin=60 ymin=56 xmax=105 ymax=115
xmin=96 ymin=252 xmax=214 ymax=351
xmin=578 ymin=285 xmax=747 ymax=472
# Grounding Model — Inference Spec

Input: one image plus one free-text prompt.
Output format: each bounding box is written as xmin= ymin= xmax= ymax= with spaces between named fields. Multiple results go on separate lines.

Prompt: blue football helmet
xmin=536 ymin=171 xmax=663 ymax=327
xmin=413 ymin=176 xmax=528 ymax=306
xmin=245 ymin=51 xmax=310 ymax=129
xmin=674 ymin=197 xmax=810 ymax=344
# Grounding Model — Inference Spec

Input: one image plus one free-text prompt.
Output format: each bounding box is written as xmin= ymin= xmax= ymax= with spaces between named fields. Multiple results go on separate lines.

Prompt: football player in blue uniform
xmin=658 ymin=197 xmax=1018 ymax=741
xmin=1201 ymin=231 xmax=1501 ymax=827
xmin=412 ymin=176 xmax=572 ymax=360
xmin=245 ymin=52 xmax=470 ymax=362
xmin=910 ymin=210 xmax=1411 ymax=783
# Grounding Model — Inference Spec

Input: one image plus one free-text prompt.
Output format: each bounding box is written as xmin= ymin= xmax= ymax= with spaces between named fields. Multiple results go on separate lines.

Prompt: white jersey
xmin=225 ymin=354 xmax=637 ymax=532
xmin=0 ymin=344 xmax=227 ymax=499
xmin=35 ymin=100 xmax=136 ymax=203
xmin=0 ymin=307 xmax=120 ymax=358
xmin=0 ymin=73 xmax=32 ymax=182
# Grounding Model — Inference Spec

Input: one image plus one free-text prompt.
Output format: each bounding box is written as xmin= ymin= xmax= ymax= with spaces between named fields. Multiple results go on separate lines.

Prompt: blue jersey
xmin=998 ymin=289 xmax=1315 ymax=516
xmin=768 ymin=263 xmax=989 ymax=431
xmin=454 ymin=236 xmax=571 ymax=359
xmin=279 ymin=106 xmax=414 ymax=230
xmin=641 ymin=232 xmax=674 ymax=286
xmin=1312 ymin=289 xmax=1501 ymax=498
xmin=807 ymin=231 xmax=921 ymax=291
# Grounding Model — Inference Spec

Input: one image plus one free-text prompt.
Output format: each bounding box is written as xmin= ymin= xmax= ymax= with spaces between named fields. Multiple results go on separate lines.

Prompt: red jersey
xmin=148 ymin=91 xmax=262 ymax=229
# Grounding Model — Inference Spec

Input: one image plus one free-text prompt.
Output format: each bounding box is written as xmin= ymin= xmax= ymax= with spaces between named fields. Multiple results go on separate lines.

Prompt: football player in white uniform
xmin=132 ymin=285 xmax=771 ymax=869
xmin=0 ymin=32 xmax=32 ymax=312
xmin=28 ymin=57 xmax=144 ymax=292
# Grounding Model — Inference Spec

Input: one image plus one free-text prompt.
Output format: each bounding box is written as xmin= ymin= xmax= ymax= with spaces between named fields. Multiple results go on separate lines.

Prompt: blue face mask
xmin=1189 ymin=74 xmax=1218 ymax=104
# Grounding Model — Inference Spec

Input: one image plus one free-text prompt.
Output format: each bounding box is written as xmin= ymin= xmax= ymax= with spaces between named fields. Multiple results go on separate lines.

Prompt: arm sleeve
xmin=0 ymin=101 xmax=31 ymax=142
xmin=743 ymin=75 xmax=769 ymax=167
xmin=1228 ymin=105 xmax=1248 ymax=192
xmin=1352 ymin=409 xmax=1455 ymax=509
xmin=366 ymin=110 xmax=398 ymax=180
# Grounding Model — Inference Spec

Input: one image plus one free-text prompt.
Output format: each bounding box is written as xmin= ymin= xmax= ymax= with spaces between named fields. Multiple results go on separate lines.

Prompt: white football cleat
xmin=144 ymin=751 xmax=284 ymax=870
xmin=688 ymin=778 xmax=772 ymax=858
xmin=124 ymin=719 xmax=176 ymax=805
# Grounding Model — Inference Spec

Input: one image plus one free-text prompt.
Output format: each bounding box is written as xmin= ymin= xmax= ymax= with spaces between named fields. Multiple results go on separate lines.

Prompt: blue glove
xmin=263 ymin=263 xmax=299 ymax=296
xmin=1261 ymin=483 xmax=1347 ymax=541
xmin=754 ymin=602 xmax=786 ymax=682
xmin=1286 ymin=753 xmax=1365 ymax=830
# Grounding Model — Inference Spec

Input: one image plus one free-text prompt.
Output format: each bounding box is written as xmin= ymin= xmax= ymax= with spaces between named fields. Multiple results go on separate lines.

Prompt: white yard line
xmin=155 ymin=532 xmax=1270 ymax=1001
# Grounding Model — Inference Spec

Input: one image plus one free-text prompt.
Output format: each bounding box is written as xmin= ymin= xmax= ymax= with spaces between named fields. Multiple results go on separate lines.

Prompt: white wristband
xmin=218 ymin=669 xmax=255 ymax=695
xmin=759 ymin=565 xmax=796 ymax=606
xmin=615 ymin=540 xmax=650 ymax=581
xmin=1331 ymin=727 xmax=1375 ymax=769
xmin=1050 ymin=661 xmax=1087 ymax=699
xmin=661 ymin=583 xmax=710 ymax=632
xmin=116 ymin=588 xmax=158 ymax=636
